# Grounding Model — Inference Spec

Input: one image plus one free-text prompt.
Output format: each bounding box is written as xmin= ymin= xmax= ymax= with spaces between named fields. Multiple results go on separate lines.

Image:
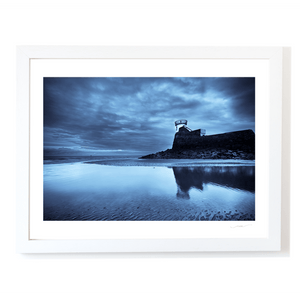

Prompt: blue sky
xmin=44 ymin=77 xmax=255 ymax=156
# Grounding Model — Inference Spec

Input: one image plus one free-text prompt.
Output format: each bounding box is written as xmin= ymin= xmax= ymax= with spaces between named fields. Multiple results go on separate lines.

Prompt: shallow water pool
xmin=44 ymin=159 xmax=255 ymax=221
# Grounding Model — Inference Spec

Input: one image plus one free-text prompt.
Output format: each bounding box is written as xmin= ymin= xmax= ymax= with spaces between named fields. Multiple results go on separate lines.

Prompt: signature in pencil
xmin=230 ymin=224 xmax=253 ymax=229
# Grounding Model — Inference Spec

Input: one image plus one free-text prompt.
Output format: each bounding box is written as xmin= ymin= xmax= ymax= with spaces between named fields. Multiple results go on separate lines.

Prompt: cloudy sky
xmin=44 ymin=77 xmax=255 ymax=156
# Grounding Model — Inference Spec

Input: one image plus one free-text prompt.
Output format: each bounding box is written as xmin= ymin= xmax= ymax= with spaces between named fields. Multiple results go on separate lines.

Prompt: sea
xmin=43 ymin=155 xmax=255 ymax=221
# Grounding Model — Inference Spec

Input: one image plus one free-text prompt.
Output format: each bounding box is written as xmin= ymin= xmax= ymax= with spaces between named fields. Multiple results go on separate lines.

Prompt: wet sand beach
xmin=44 ymin=156 xmax=255 ymax=221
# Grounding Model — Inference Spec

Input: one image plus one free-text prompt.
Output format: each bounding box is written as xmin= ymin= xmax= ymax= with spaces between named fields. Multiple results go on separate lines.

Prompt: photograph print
xmin=43 ymin=77 xmax=255 ymax=221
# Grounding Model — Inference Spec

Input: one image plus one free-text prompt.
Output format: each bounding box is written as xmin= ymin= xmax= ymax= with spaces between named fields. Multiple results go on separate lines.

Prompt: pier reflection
xmin=172 ymin=166 xmax=255 ymax=199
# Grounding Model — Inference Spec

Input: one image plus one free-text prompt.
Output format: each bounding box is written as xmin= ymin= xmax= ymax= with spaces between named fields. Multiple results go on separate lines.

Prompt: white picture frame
xmin=16 ymin=46 xmax=283 ymax=253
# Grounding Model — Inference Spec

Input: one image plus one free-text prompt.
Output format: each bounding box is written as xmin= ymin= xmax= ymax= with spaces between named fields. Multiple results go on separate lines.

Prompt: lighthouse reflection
xmin=172 ymin=166 xmax=255 ymax=199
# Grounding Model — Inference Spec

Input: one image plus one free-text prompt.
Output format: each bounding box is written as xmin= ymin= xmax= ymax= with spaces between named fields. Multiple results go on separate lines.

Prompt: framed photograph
xmin=16 ymin=46 xmax=283 ymax=253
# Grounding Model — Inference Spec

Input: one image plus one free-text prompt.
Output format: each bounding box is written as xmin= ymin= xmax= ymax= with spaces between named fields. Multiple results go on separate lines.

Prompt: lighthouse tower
xmin=175 ymin=119 xmax=188 ymax=132
xmin=174 ymin=119 xmax=206 ymax=136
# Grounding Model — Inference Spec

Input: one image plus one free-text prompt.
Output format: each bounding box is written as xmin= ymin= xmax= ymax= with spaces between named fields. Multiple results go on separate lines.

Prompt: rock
xmin=139 ymin=147 xmax=255 ymax=160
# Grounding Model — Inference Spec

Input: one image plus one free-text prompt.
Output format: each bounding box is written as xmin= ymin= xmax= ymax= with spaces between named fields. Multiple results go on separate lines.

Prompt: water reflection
xmin=44 ymin=162 xmax=255 ymax=221
xmin=172 ymin=166 xmax=255 ymax=199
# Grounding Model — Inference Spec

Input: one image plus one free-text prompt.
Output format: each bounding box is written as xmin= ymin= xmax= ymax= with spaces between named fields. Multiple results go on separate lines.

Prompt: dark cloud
xmin=44 ymin=77 xmax=255 ymax=155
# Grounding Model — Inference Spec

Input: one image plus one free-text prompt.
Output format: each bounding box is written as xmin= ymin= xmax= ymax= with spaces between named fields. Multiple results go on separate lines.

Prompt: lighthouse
xmin=174 ymin=120 xmax=206 ymax=136
xmin=175 ymin=119 xmax=188 ymax=132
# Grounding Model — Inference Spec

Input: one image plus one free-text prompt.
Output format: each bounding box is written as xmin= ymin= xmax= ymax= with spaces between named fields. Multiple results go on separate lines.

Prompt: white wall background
xmin=0 ymin=1 xmax=299 ymax=299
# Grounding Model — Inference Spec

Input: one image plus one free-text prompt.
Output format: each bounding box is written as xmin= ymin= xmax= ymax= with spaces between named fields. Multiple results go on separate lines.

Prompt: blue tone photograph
xmin=43 ymin=77 xmax=255 ymax=221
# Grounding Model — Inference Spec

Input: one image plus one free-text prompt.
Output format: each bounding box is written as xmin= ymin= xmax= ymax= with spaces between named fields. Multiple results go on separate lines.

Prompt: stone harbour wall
xmin=139 ymin=128 xmax=255 ymax=160
xmin=172 ymin=128 xmax=255 ymax=152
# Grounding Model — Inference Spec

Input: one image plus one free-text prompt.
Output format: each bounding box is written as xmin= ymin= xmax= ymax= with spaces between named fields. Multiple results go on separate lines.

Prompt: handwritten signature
xmin=230 ymin=224 xmax=253 ymax=229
